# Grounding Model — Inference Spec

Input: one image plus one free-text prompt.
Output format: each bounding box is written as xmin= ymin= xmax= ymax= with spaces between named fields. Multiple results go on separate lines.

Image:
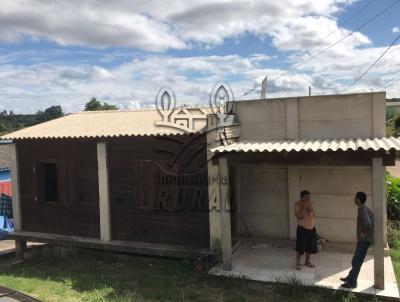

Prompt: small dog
xmin=317 ymin=234 xmax=326 ymax=252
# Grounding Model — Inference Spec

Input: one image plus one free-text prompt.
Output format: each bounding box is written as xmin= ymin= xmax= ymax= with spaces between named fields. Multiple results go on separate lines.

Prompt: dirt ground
xmin=387 ymin=160 xmax=400 ymax=178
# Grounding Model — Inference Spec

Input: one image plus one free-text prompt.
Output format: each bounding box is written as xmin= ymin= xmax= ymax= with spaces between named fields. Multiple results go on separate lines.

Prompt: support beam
xmin=10 ymin=143 xmax=22 ymax=232
xmin=15 ymin=240 xmax=26 ymax=259
xmin=372 ymin=157 xmax=385 ymax=289
xmin=207 ymin=115 xmax=222 ymax=253
xmin=208 ymin=160 xmax=222 ymax=252
xmin=97 ymin=142 xmax=111 ymax=242
xmin=9 ymin=231 xmax=217 ymax=260
xmin=372 ymin=92 xmax=386 ymax=137
xmin=219 ymin=156 xmax=232 ymax=270
xmin=288 ymin=166 xmax=300 ymax=240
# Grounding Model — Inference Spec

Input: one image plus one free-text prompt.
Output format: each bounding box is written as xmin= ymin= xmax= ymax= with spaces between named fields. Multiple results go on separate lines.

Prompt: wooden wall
xmin=17 ymin=140 xmax=100 ymax=238
xmin=107 ymin=134 xmax=210 ymax=248
xmin=16 ymin=134 xmax=210 ymax=248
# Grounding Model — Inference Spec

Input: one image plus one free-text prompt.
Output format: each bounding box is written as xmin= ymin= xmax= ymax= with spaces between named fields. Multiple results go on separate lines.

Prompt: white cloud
xmin=0 ymin=0 xmax=364 ymax=52
xmin=0 ymin=0 xmax=398 ymax=113
xmin=0 ymin=54 xmax=318 ymax=113
xmin=393 ymin=27 xmax=400 ymax=33
xmin=1 ymin=49 xmax=399 ymax=114
xmin=296 ymin=44 xmax=400 ymax=81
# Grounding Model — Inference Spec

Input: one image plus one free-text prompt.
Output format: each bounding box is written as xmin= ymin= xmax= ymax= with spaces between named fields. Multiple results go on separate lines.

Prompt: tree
xmin=36 ymin=105 xmax=64 ymax=123
xmin=84 ymin=97 xmax=118 ymax=111
xmin=101 ymin=102 xmax=119 ymax=110
xmin=84 ymin=97 xmax=103 ymax=111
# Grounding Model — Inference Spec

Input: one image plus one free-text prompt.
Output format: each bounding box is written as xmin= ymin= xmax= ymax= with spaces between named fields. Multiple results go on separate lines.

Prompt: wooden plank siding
xmin=17 ymin=140 xmax=100 ymax=238
xmin=107 ymin=135 xmax=210 ymax=248
xmin=16 ymin=134 xmax=210 ymax=248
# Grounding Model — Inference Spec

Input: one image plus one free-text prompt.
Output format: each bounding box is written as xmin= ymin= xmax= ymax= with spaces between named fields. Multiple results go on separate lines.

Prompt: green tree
xmin=84 ymin=97 xmax=103 ymax=111
xmin=101 ymin=102 xmax=119 ymax=110
xmin=36 ymin=105 xmax=64 ymax=123
xmin=84 ymin=97 xmax=118 ymax=111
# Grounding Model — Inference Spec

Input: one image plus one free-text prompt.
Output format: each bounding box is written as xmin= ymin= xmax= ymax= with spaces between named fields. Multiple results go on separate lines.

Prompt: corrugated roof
xmin=211 ymin=137 xmax=400 ymax=153
xmin=0 ymin=144 xmax=11 ymax=170
xmin=0 ymin=108 xmax=210 ymax=140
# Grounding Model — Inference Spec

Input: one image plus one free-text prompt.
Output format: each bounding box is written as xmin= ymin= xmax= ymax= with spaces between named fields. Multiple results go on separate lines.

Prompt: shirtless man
xmin=294 ymin=190 xmax=318 ymax=270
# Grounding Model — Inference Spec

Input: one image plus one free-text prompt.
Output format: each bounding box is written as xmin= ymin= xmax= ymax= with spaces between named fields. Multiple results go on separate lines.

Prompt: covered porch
xmin=209 ymin=237 xmax=399 ymax=299
xmin=207 ymin=137 xmax=400 ymax=298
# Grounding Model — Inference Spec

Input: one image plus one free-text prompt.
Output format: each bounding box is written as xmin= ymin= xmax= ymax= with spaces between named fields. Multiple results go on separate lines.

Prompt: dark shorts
xmin=295 ymin=226 xmax=318 ymax=255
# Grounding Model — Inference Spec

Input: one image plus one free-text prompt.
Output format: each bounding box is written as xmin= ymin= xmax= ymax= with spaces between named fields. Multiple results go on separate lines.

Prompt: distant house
xmin=0 ymin=141 xmax=11 ymax=196
xmin=386 ymin=100 xmax=400 ymax=115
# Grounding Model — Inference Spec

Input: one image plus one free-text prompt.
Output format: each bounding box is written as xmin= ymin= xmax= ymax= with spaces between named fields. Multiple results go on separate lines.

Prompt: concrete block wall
xmin=236 ymin=99 xmax=287 ymax=140
xmin=236 ymin=92 xmax=386 ymax=140
xmin=298 ymin=94 xmax=373 ymax=139
xmin=236 ymin=165 xmax=374 ymax=243
xmin=237 ymin=165 xmax=289 ymax=238
xmin=221 ymin=92 xmax=386 ymax=244
xmin=299 ymin=166 xmax=373 ymax=243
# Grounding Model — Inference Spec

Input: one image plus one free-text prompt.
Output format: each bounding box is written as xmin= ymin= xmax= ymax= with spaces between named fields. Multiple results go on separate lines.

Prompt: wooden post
xmin=219 ymin=156 xmax=232 ymax=270
xmin=97 ymin=142 xmax=111 ymax=242
xmin=15 ymin=240 xmax=27 ymax=259
xmin=372 ymin=157 xmax=385 ymax=289
xmin=10 ymin=143 xmax=22 ymax=232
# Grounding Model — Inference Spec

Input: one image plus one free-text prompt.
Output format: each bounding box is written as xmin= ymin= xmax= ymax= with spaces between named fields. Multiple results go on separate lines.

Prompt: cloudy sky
xmin=0 ymin=0 xmax=399 ymax=113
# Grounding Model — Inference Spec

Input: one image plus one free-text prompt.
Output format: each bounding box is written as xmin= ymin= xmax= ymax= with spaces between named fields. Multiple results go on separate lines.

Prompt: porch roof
xmin=210 ymin=137 xmax=400 ymax=153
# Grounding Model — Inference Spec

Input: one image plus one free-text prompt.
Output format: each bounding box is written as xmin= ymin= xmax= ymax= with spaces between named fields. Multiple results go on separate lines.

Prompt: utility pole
xmin=308 ymin=86 xmax=312 ymax=96
xmin=260 ymin=76 xmax=267 ymax=99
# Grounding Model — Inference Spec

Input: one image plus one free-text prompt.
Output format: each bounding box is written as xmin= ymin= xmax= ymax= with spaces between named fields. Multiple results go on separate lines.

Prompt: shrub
xmin=387 ymin=220 xmax=400 ymax=249
xmin=386 ymin=173 xmax=400 ymax=220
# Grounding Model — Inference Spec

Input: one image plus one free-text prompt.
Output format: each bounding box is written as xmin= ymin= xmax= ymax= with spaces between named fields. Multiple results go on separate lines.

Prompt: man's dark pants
xmin=347 ymin=241 xmax=370 ymax=285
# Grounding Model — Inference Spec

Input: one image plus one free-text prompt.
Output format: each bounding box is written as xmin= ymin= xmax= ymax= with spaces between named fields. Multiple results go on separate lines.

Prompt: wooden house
xmin=1 ymin=91 xmax=399 ymax=289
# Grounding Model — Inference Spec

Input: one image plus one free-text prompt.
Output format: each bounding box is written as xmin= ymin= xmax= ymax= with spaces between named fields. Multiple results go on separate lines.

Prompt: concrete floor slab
xmin=209 ymin=237 xmax=399 ymax=300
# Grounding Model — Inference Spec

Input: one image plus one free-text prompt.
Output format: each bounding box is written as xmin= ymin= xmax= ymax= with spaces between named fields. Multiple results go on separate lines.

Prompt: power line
xmin=342 ymin=32 xmax=400 ymax=93
xmin=338 ymin=0 xmax=376 ymax=28
xmin=238 ymin=0 xmax=400 ymax=98
xmin=305 ymin=0 xmax=376 ymax=56
xmin=382 ymin=72 xmax=400 ymax=88
xmin=374 ymin=72 xmax=400 ymax=91
xmin=283 ymin=0 xmax=400 ymax=78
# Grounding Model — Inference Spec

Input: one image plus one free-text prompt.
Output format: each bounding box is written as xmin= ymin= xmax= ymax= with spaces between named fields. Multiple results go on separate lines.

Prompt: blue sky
xmin=0 ymin=0 xmax=399 ymax=113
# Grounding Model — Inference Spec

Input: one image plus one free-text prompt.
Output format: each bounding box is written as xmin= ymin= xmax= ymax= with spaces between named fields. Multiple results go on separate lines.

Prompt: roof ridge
xmin=75 ymin=105 xmax=211 ymax=115
xmin=76 ymin=108 xmax=156 ymax=114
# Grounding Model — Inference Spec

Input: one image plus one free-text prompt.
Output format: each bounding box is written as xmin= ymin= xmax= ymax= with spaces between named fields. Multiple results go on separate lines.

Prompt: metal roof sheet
xmin=0 ymin=144 xmax=11 ymax=170
xmin=0 ymin=108 xmax=210 ymax=140
xmin=211 ymin=137 xmax=400 ymax=153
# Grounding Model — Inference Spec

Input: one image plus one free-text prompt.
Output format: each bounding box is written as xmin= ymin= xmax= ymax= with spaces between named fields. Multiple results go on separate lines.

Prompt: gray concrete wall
xmin=221 ymin=92 xmax=385 ymax=244
xmin=235 ymin=99 xmax=287 ymax=140
xmin=236 ymin=165 xmax=373 ymax=243
xmin=298 ymin=94 xmax=373 ymax=139
xmin=235 ymin=92 xmax=386 ymax=140
xmin=299 ymin=166 xmax=373 ymax=243
xmin=237 ymin=165 xmax=289 ymax=238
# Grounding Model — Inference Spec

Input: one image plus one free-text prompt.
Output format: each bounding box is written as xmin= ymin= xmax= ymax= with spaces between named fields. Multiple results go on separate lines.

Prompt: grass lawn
xmin=388 ymin=220 xmax=400 ymax=284
xmin=0 ymin=247 xmax=386 ymax=302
